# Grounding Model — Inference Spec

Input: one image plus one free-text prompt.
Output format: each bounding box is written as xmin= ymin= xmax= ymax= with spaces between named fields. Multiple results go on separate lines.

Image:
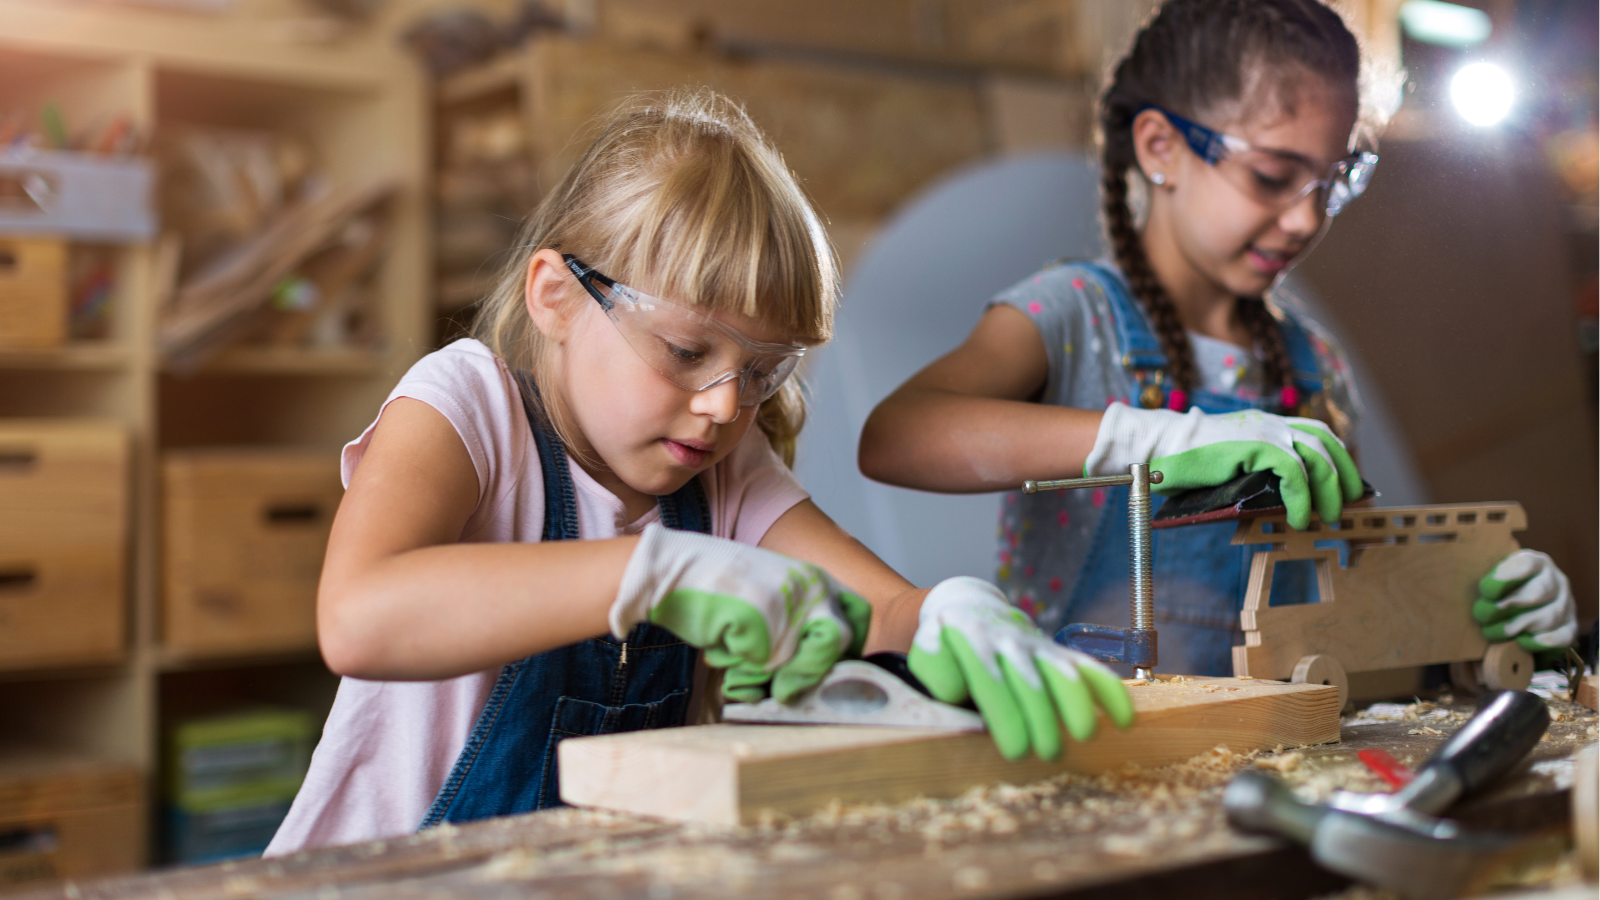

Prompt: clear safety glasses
xmin=1146 ymin=106 xmax=1379 ymax=218
xmin=563 ymin=255 xmax=806 ymax=408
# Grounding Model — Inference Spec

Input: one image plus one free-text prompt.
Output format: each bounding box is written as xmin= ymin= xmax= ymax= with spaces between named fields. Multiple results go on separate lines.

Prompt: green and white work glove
xmin=613 ymin=523 xmax=872 ymax=703
xmin=1086 ymin=402 xmax=1363 ymax=531
xmin=1472 ymin=550 xmax=1577 ymax=651
xmin=908 ymin=577 xmax=1134 ymax=761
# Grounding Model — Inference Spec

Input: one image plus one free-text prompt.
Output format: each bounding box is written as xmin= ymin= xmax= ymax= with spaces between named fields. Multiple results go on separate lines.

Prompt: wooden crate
xmin=0 ymin=754 xmax=143 ymax=890
xmin=0 ymin=420 xmax=128 ymax=670
xmin=162 ymin=449 xmax=343 ymax=657
xmin=0 ymin=236 xmax=68 ymax=348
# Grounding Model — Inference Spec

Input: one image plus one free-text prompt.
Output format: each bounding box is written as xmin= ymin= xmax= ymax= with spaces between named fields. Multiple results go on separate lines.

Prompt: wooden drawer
xmin=163 ymin=449 xmax=343 ymax=656
xmin=0 ymin=236 xmax=68 ymax=348
xmin=0 ymin=420 xmax=128 ymax=670
xmin=0 ymin=756 xmax=143 ymax=890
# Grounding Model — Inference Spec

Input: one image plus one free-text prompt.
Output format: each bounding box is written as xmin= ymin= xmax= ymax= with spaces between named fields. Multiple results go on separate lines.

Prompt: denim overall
xmin=1060 ymin=261 xmax=1327 ymax=676
xmin=419 ymin=376 xmax=708 ymax=827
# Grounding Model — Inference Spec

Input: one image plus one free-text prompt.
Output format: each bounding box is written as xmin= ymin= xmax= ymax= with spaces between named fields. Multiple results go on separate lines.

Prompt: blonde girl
xmin=268 ymin=91 xmax=1132 ymax=854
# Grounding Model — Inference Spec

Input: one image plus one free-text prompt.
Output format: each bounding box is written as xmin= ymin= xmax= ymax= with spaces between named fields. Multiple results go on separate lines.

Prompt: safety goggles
xmin=1143 ymin=106 xmax=1378 ymax=217
xmin=563 ymin=255 xmax=806 ymax=408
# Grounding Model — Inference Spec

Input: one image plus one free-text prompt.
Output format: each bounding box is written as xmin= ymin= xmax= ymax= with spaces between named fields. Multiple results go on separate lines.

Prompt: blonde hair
xmin=469 ymin=89 xmax=837 ymax=468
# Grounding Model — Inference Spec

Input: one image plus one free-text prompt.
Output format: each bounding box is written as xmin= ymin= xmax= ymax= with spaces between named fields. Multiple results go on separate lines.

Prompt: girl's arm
xmin=317 ymin=398 xmax=637 ymax=681
xmin=859 ymin=304 xmax=1104 ymax=494
xmin=757 ymin=499 xmax=926 ymax=655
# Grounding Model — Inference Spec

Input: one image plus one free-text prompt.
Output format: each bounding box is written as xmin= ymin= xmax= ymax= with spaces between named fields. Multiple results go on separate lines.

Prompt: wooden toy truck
xmin=1231 ymin=502 xmax=1535 ymax=707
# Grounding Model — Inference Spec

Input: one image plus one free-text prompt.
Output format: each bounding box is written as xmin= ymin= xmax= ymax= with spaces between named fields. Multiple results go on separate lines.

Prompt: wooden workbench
xmin=16 ymin=695 xmax=1595 ymax=900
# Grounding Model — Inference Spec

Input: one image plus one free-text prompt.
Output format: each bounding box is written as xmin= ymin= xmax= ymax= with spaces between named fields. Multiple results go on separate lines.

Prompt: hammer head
xmin=1224 ymin=770 xmax=1563 ymax=900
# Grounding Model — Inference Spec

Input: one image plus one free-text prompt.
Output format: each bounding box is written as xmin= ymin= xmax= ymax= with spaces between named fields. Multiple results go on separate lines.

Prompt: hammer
xmin=1225 ymin=691 xmax=1559 ymax=899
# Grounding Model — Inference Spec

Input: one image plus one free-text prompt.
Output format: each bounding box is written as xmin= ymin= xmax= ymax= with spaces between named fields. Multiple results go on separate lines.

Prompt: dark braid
xmin=1098 ymin=0 xmax=1360 ymax=411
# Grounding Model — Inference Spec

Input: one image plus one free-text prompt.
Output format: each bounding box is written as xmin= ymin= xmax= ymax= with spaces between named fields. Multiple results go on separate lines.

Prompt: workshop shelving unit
xmin=0 ymin=0 xmax=427 ymax=875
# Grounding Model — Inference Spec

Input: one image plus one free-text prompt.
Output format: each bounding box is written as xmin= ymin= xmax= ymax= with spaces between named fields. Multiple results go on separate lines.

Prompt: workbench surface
xmin=20 ymin=695 xmax=1596 ymax=900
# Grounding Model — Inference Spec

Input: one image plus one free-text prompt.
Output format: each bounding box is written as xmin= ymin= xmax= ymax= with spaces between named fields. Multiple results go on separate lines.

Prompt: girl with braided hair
xmin=864 ymin=0 xmax=1580 ymax=676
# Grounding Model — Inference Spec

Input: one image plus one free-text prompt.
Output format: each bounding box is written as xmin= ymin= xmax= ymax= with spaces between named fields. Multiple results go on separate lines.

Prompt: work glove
xmin=1086 ymin=402 xmax=1363 ymax=531
xmin=613 ymin=523 xmax=872 ymax=703
xmin=908 ymin=576 xmax=1134 ymax=761
xmin=1472 ymin=550 xmax=1577 ymax=651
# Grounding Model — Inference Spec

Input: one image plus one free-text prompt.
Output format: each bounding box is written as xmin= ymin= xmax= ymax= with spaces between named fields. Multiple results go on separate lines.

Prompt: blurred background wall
xmin=0 ymin=0 xmax=1591 ymax=885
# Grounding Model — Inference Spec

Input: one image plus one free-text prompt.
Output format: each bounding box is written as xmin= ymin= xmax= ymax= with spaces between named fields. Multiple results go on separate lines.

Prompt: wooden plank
xmin=1232 ymin=503 xmax=1524 ymax=681
xmin=560 ymin=676 xmax=1340 ymax=825
xmin=1578 ymin=675 xmax=1597 ymax=713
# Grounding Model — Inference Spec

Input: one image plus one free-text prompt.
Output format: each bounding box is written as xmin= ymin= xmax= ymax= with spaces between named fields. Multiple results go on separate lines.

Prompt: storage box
xmin=165 ymin=707 xmax=312 ymax=864
xmin=163 ymin=449 xmax=343 ymax=655
xmin=0 ymin=420 xmax=128 ymax=670
xmin=0 ymin=236 xmax=68 ymax=348
xmin=0 ymin=755 xmax=143 ymax=889
xmin=0 ymin=148 xmax=155 ymax=243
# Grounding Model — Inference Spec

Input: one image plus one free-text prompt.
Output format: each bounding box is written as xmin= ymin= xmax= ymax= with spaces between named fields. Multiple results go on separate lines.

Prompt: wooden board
xmin=1578 ymin=675 xmax=1598 ymax=713
xmin=162 ymin=448 xmax=343 ymax=657
xmin=0 ymin=419 xmax=128 ymax=670
xmin=560 ymin=676 xmax=1340 ymax=825
xmin=1232 ymin=503 xmax=1523 ymax=681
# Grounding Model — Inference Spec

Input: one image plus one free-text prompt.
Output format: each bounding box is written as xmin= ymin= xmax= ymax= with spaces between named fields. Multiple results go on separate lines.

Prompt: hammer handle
xmin=1398 ymin=690 xmax=1548 ymax=814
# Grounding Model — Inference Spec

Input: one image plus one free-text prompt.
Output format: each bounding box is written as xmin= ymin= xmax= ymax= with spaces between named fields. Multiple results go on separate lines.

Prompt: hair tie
xmin=1166 ymin=389 xmax=1189 ymax=412
xmin=1280 ymin=385 xmax=1301 ymax=411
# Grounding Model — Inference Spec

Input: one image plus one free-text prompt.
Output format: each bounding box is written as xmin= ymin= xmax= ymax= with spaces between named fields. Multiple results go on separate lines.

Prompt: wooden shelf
xmin=0 ymin=344 xmax=133 ymax=371
xmin=155 ymin=646 xmax=323 ymax=674
xmin=0 ymin=2 xmax=427 ymax=879
xmin=165 ymin=346 xmax=389 ymax=376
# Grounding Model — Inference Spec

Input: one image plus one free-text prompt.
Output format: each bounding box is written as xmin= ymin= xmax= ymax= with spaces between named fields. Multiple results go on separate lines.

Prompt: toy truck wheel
xmin=1291 ymin=654 xmax=1349 ymax=711
xmin=1480 ymin=642 xmax=1534 ymax=691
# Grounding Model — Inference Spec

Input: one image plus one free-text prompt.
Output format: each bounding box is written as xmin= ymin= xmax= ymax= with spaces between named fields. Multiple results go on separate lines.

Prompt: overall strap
xmin=416 ymin=373 xmax=707 ymax=829
xmin=1073 ymin=260 xmax=1166 ymax=370
xmin=515 ymin=371 xmax=580 ymax=542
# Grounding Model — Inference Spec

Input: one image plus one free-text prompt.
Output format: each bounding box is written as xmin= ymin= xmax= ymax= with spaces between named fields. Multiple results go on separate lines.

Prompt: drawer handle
xmin=265 ymin=504 xmax=323 ymax=524
xmin=0 ymin=824 xmax=58 ymax=854
xmin=0 ymin=450 xmax=37 ymax=473
xmin=0 ymin=567 xmax=37 ymax=591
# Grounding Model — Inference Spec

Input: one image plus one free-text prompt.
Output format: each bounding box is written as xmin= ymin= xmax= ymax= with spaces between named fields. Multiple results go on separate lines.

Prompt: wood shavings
xmin=1255 ymin=751 xmax=1303 ymax=773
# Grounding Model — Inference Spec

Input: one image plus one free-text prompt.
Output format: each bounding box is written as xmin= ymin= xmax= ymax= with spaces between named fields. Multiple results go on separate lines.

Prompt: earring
xmin=1149 ymin=172 xmax=1167 ymax=185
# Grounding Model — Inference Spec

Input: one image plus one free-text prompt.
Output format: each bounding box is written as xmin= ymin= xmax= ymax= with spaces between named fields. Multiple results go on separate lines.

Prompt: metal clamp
xmin=1022 ymin=464 xmax=1162 ymax=679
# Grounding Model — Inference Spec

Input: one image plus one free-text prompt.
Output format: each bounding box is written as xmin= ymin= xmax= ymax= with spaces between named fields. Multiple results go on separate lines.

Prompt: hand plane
xmin=720 ymin=652 xmax=984 ymax=730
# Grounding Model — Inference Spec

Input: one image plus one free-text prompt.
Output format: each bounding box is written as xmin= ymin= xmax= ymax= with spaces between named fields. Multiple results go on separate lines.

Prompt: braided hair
xmin=1099 ymin=0 xmax=1360 ymax=412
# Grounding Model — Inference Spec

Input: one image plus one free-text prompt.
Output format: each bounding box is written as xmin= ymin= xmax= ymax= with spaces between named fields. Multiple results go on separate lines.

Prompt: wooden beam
xmin=559 ymin=676 xmax=1340 ymax=825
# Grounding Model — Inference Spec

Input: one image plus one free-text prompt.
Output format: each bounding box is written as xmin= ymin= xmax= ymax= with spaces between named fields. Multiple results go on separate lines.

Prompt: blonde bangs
xmin=581 ymin=108 xmax=835 ymax=345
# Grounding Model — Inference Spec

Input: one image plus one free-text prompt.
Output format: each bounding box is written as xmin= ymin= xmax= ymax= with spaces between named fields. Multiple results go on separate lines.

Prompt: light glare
xmin=1450 ymin=62 xmax=1514 ymax=127
xmin=1400 ymin=0 xmax=1492 ymax=48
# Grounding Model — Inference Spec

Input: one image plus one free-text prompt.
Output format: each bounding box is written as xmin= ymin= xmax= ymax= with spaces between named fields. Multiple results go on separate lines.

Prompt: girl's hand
xmin=1087 ymin=403 xmax=1363 ymax=530
xmin=908 ymin=577 xmax=1134 ymax=761
xmin=614 ymin=524 xmax=872 ymax=703
xmin=1473 ymin=550 xmax=1577 ymax=652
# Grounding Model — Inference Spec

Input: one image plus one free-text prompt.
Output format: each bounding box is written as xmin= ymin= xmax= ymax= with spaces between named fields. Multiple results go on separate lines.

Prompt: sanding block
xmin=1151 ymin=471 xmax=1377 ymax=529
